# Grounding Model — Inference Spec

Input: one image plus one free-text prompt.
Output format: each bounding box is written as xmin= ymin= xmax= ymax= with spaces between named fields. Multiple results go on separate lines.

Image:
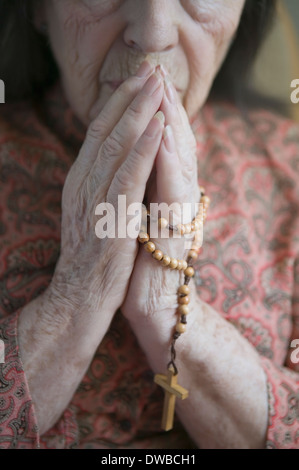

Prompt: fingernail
xmin=155 ymin=111 xmax=165 ymax=125
xmin=163 ymin=125 xmax=175 ymax=153
xmin=142 ymin=72 xmax=162 ymax=96
xmin=145 ymin=111 xmax=165 ymax=138
xmin=164 ymin=76 xmax=176 ymax=104
xmin=136 ymin=57 xmax=154 ymax=78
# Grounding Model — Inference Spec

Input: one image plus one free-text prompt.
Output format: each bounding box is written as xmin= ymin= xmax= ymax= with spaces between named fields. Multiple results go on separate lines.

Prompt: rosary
xmin=138 ymin=188 xmax=210 ymax=431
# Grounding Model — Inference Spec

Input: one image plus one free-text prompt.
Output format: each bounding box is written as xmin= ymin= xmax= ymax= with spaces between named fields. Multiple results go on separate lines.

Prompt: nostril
xmin=126 ymin=38 xmax=142 ymax=51
xmin=164 ymin=44 xmax=174 ymax=52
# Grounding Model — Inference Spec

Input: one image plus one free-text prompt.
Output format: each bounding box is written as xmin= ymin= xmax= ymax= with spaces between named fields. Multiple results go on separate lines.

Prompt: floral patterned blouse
xmin=0 ymin=81 xmax=299 ymax=449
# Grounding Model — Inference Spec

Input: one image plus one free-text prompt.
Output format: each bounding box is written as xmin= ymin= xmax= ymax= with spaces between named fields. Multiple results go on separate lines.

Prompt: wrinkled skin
xmin=38 ymin=0 xmax=244 ymax=123
xmin=18 ymin=0 xmax=269 ymax=449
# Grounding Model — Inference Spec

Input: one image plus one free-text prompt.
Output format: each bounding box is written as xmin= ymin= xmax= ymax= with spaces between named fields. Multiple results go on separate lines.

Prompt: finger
xmin=88 ymin=59 xmax=156 ymax=144
xmin=159 ymin=76 xmax=198 ymax=207
xmin=92 ymin=71 xmax=164 ymax=190
xmin=159 ymin=76 xmax=185 ymax=142
xmin=155 ymin=124 xmax=199 ymax=228
xmin=285 ymin=317 xmax=299 ymax=372
xmin=155 ymin=124 xmax=184 ymax=205
xmin=107 ymin=111 xmax=165 ymax=208
xmin=160 ymin=76 xmax=197 ymax=164
xmin=75 ymin=59 xmax=155 ymax=172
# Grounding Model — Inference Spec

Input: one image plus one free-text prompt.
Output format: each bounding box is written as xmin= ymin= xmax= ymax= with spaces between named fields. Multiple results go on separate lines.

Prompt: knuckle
xmin=131 ymin=145 xmax=145 ymax=163
xmin=115 ymin=164 xmax=133 ymax=188
xmin=87 ymin=117 xmax=107 ymax=142
xmin=101 ymin=132 xmax=123 ymax=158
xmin=112 ymin=160 xmax=139 ymax=192
xmin=110 ymin=126 xmax=127 ymax=150
xmin=86 ymin=171 xmax=102 ymax=196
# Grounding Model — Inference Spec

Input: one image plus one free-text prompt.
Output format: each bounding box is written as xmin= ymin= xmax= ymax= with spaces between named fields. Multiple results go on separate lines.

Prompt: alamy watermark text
xmin=290 ymin=339 xmax=299 ymax=364
xmin=291 ymin=79 xmax=299 ymax=104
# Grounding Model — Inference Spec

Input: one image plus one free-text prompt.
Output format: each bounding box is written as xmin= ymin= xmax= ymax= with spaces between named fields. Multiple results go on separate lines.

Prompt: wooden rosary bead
xmin=184 ymin=266 xmax=195 ymax=278
xmin=178 ymin=295 xmax=190 ymax=305
xmin=181 ymin=260 xmax=188 ymax=270
xmin=191 ymin=244 xmax=201 ymax=252
xmin=176 ymin=322 xmax=186 ymax=334
xmin=201 ymin=195 xmax=210 ymax=205
xmin=178 ymin=304 xmax=189 ymax=316
xmin=172 ymin=212 xmax=204 ymax=238
xmin=153 ymin=249 xmax=163 ymax=261
xmin=181 ymin=260 xmax=188 ymax=271
xmin=176 ymin=260 xmax=183 ymax=270
xmin=177 ymin=224 xmax=186 ymax=235
xmin=184 ymin=223 xmax=192 ymax=234
xmin=138 ymin=232 xmax=149 ymax=244
xmin=169 ymin=258 xmax=178 ymax=269
xmin=158 ymin=218 xmax=168 ymax=229
xmin=178 ymin=285 xmax=190 ymax=296
xmin=188 ymin=249 xmax=199 ymax=261
xmin=161 ymin=255 xmax=171 ymax=266
xmin=144 ymin=241 xmax=156 ymax=253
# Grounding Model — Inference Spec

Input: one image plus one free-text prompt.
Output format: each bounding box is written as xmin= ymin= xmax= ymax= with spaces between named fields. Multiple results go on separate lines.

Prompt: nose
xmin=123 ymin=0 xmax=179 ymax=53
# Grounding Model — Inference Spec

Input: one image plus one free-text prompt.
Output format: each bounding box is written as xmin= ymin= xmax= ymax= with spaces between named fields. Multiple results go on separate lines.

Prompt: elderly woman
xmin=0 ymin=0 xmax=298 ymax=449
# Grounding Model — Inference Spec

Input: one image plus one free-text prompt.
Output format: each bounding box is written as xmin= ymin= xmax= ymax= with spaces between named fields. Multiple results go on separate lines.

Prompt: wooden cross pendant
xmin=154 ymin=366 xmax=189 ymax=431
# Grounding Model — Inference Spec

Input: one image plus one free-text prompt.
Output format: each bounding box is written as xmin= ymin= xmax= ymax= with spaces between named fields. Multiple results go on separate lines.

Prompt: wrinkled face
xmin=39 ymin=0 xmax=245 ymax=125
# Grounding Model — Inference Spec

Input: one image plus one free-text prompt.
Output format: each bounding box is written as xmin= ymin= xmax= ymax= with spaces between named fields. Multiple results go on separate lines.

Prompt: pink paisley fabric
xmin=0 ymin=82 xmax=299 ymax=449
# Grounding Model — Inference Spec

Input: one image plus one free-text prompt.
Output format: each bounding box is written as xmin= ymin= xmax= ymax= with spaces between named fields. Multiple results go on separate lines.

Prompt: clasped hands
xmin=55 ymin=58 xmax=200 ymax=338
xmin=20 ymin=59 xmax=269 ymax=446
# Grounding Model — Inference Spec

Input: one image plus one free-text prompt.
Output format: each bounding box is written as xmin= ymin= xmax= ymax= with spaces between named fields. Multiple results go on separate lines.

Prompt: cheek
xmin=181 ymin=32 xmax=215 ymax=117
xmin=45 ymin=3 xmax=122 ymax=124
xmin=182 ymin=8 xmax=243 ymax=117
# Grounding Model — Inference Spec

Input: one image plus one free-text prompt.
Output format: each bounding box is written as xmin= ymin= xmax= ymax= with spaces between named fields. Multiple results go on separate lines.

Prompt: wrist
xmin=38 ymin=278 xmax=115 ymax=352
xmin=125 ymin=280 xmax=199 ymax=349
xmin=50 ymin=259 xmax=117 ymax=321
xmin=122 ymin=244 xmax=184 ymax=319
xmin=125 ymin=291 xmax=202 ymax=380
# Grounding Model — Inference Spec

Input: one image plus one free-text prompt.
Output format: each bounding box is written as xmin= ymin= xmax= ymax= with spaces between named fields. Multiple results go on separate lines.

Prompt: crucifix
xmin=154 ymin=366 xmax=189 ymax=431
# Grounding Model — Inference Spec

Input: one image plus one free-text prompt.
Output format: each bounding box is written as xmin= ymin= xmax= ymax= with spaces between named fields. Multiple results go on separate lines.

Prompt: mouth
xmin=104 ymin=80 xmax=183 ymax=95
xmin=104 ymin=80 xmax=124 ymax=91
